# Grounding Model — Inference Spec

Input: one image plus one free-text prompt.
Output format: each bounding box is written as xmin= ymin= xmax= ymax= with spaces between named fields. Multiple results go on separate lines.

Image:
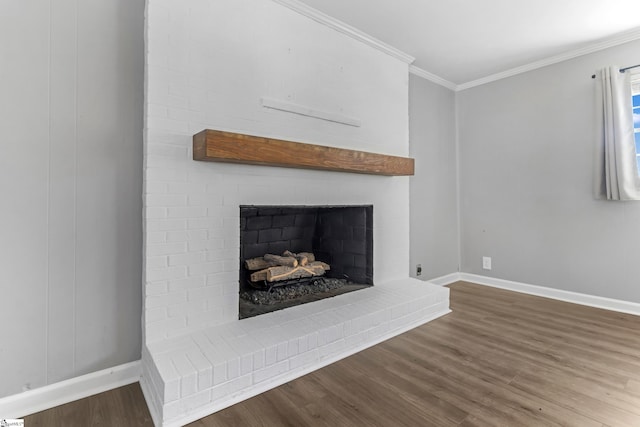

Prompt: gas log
xmin=244 ymin=252 xmax=316 ymax=271
xmin=245 ymin=251 xmax=329 ymax=283
xmin=249 ymin=261 xmax=330 ymax=282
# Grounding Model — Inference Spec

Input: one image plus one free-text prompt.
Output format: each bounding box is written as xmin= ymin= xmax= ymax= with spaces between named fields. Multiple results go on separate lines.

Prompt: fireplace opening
xmin=239 ymin=205 xmax=373 ymax=319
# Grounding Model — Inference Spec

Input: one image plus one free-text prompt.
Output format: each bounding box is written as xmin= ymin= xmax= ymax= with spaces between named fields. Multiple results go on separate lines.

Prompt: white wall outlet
xmin=416 ymin=264 xmax=422 ymax=276
xmin=482 ymin=256 xmax=492 ymax=270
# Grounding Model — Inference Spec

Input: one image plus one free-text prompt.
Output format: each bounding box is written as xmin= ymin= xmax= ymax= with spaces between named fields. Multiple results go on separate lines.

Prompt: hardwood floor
xmin=25 ymin=281 xmax=640 ymax=426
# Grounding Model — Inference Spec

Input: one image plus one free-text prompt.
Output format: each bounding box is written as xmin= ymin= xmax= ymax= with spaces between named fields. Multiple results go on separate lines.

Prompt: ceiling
xmin=295 ymin=0 xmax=640 ymax=87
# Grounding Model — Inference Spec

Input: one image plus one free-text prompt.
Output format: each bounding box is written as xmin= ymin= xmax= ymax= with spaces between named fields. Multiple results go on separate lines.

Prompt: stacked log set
xmin=245 ymin=251 xmax=329 ymax=283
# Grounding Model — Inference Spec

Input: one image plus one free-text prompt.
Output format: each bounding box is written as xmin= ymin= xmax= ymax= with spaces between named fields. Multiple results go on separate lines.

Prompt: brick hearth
xmin=140 ymin=279 xmax=449 ymax=426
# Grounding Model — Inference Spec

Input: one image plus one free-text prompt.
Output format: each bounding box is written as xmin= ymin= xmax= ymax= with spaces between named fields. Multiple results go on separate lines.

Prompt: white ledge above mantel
xmin=261 ymin=98 xmax=361 ymax=127
xmin=192 ymin=129 xmax=415 ymax=176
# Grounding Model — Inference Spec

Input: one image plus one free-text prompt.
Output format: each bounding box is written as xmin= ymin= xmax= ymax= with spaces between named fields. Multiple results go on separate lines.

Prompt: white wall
xmin=458 ymin=39 xmax=640 ymax=303
xmin=0 ymin=0 xmax=144 ymax=398
xmin=144 ymin=0 xmax=411 ymax=343
xmin=409 ymin=74 xmax=459 ymax=280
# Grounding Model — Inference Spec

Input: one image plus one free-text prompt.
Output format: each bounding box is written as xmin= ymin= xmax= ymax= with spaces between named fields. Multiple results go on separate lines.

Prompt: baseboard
xmin=426 ymin=272 xmax=462 ymax=286
xmin=459 ymin=273 xmax=640 ymax=316
xmin=0 ymin=360 xmax=141 ymax=418
xmin=163 ymin=305 xmax=451 ymax=427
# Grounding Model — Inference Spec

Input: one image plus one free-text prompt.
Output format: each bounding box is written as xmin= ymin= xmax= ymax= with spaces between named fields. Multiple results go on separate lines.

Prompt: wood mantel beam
xmin=192 ymin=129 xmax=414 ymax=176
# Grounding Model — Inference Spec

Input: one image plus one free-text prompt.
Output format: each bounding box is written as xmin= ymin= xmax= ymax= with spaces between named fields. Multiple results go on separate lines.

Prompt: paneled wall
xmin=0 ymin=0 xmax=144 ymax=398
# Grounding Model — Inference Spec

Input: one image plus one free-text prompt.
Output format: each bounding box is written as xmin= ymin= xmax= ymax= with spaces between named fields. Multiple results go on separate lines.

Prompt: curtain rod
xmin=591 ymin=64 xmax=640 ymax=79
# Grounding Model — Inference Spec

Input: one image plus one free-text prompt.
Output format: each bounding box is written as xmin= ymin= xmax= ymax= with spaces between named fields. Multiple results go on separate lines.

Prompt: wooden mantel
xmin=193 ymin=129 xmax=414 ymax=176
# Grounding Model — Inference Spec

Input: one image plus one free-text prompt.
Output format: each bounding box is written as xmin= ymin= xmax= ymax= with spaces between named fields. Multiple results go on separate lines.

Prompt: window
xmin=633 ymin=72 xmax=640 ymax=175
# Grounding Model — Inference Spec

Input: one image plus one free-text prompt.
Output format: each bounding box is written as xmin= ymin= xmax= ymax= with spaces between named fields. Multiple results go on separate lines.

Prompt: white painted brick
xmin=146 ymin=291 xmax=187 ymax=309
xmin=210 ymin=375 xmax=251 ymax=402
xmin=155 ymin=357 xmax=181 ymax=402
xmin=168 ymin=206 xmax=207 ymax=218
xmin=146 ymin=307 xmax=168 ymax=323
xmin=147 ymin=255 xmax=168 ymax=270
xmin=343 ymin=320 xmax=354 ymax=337
xmin=205 ymin=249 xmax=233 ymax=264
xmin=146 ymin=207 xmax=168 ymax=219
xmin=168 ymin=251 xmax=206 ymax=266
xmin=147 ymin=316 xmax=187 ymax=339
xmin=146 ymin=242 xmax=187 ymax=257
xmin=168 ymin=300 xmax=206 ymax=318
xmin=187 ymin=285 xmax=222 ymax=302
xmin=147 ymin=90 xmax=189 ymax=110
xmin=147 ymin=116 xmax=189 ymax=133
xmin=264 ymin=344 xmax=277 ymax=367
xmin=188 ymin=238 xmax=224 ymax=252
xmin=169 ymin=182 xmax=206 ymax=194
xmin=168 ymin=106 xmax=190 ymax=121
xmin=188 ymin=261 xmax=225 ymax=276
xmin=222 ymin=259 xmax=237 ymax=273
xmin=227 ymin=357 xmax=240 ymax=380
xmin=147 ymin=266 xmax=187 ymax=282
xmin=307 ymin=333 xmax=318 ymax=350
xmin=188 ymin=229 xmax=209 ymax=240
xmin=147 ymin=102 xmax=168 ymax=118
xmin=240 ymin=353 xmax=253 ymax=376
xmin=147 ymin=144 xmax=188 ymax=160
xmin=206 ymin=271 xmax=237 ymax=287
xmin=185 ymin=349 xmax=213 ymax=392
xmin=165 ymin=388 xmax=211 ymax=421
xmin=252 ymin=348 xmax=265 ymax=371
xmin=187 ymin=218 xmax=223 ymax=230
xmin=165 ymin=230 xmax=188 ymax=242
xmin=208 ymin=226 xmax=238 ymax=240
xmin=253 ymin=360 xmax=289 ymax=384
xmin=168 ymin=276 xmax=206 ymax=292
xmin=145 ymin=325 xmax=165 ymax=343
xmin=212 ymin=361 xmax=227 ymax=386
xmin=145 ymin=181 xmax=168 ymax=194
xmin=170 ymin=353 xmax=197 ymax=397
xmin=146 ymin=168 xmax=187 ymax=183
xmin=289 ymin=349 xmax=319 ymax=370
xmin=221 ymin=280 xmax=238 ymax=296
xmin=318 ymin=339 xmax=347 ymax=359
xmin=146 ymin=219 xmax=187 ymax=232
xmin=188 ymin=193 xmax=223 ymax=207
xmin=298 ymin=335 xmax=308 ymax=354
xmin=276 ymin=341 xmax=288 ymax=362
xmin=146 ymin=232 xmax=167 ymax=244
xmin=187 ymin=309 xmax=224 ymax=328
xmin=146 ymin=194 xmax=188 ymax=207
xmin=145 ymin=281 xmax=168 ymax=296
xmin=287 ymin=338 xmax=299 ymax=358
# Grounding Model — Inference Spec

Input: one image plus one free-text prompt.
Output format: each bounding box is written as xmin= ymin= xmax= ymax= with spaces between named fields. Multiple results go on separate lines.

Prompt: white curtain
xmin=594 ymin=66 xmax=640 ymax=200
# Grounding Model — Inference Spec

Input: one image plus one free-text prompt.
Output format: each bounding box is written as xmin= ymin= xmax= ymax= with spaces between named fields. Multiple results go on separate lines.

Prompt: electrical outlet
xmin=416 ymin=264 xmax=422 ymax=276
xmin=482 ymin=256 xmax=492 ymax=270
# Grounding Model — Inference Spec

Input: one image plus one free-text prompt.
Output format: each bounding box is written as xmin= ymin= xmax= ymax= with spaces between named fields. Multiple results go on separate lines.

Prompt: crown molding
xmin=457 ymin=26 xmax=640 ymax=91
xmin=408 ymin=65 xmax=457 ymax=91
xmin=272 ymin=0 xmax=415 ymax=64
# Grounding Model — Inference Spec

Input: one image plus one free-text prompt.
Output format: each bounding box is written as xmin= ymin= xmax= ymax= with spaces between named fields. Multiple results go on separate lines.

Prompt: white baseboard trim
xmin=426 ymin=272 xmax=463 ymax=286
xmin=0 ymin=360 xmax=141 ymax=418
xmin=458 ymin=273 xmax=640 ymax=316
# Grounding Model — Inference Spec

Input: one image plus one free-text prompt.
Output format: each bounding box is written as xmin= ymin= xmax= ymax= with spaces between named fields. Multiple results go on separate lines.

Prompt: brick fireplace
xmin=140 ymin=0 xmax=450 ymax=425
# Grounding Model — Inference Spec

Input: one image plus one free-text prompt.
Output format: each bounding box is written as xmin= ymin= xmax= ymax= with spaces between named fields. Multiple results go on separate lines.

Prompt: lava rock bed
xmin=240 ymin=278 xmax=347 ymax=305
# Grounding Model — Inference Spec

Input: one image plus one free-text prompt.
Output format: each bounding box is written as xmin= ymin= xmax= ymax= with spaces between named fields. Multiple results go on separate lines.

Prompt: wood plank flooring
xmin=24 ymin=281 xmax=640 ymax=426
